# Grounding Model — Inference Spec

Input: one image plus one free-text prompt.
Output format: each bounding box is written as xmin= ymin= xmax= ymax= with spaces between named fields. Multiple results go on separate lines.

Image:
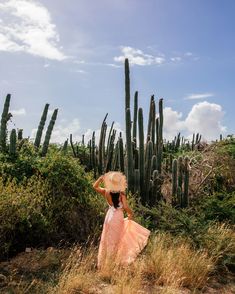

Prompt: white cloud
xmin=163 ymin=107 xmax=186 ymax=140
xmin=11 ymin=107 xmax=26 ymax=116
xmin=0 ymin=0 xmax=66 ymax=60
xmin=185 ymin=93 xmax=214 ymax=100
xmin=185 ymin=101 xmax=226 ymax=140
xmin=114 ymin=46 xmax=165 ymax=66
xmin=170 ymin=56 xmax=182 ymax=62
xmin=162 ymin=101 xmax=226 ymax=141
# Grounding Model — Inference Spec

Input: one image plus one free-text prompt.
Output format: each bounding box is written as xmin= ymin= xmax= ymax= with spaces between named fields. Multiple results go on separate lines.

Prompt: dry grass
xmin=47 ymin=233 xmax=215 ymax=294
xmin=2 ymin=229 xmax=233 ymax=293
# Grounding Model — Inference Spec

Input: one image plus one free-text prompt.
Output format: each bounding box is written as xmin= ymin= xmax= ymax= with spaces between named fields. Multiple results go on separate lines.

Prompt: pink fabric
xmin=98 ymin=206 xmax=150 ymax=268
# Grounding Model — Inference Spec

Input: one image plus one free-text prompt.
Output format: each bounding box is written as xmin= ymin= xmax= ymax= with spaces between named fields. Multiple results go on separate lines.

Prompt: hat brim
xmin=103 ymin=171 xmax=127 ymax=192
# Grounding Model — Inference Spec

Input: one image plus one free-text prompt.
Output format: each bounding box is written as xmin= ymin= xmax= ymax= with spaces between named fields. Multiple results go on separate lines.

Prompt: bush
xmin=0 ymin=156 xmax=106 ymax=259
xmin=199 ymin=192 xmax=235 ymax=224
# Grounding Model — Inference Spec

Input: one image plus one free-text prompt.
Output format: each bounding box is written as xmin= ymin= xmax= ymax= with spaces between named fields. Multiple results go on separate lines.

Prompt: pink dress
xmin=97 ymin=192 xmax=150 ymax=268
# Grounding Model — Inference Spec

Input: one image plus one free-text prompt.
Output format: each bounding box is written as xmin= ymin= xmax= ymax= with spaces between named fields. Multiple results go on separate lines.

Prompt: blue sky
xmin=0 ymin=0 xmax=235 ymax=143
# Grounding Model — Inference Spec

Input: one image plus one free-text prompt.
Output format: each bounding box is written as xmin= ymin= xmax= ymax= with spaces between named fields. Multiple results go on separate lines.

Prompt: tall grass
xmin=49 ymin=232 xmax=215 ymax=294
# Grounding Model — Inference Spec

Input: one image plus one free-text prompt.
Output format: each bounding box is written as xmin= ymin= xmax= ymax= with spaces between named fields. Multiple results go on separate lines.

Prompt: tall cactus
xmin=132 ymin=91 xmax=138 ymax=142
xmin=9 ymin=129 xmax=16 ymax=156
xmin=0 ymin=94 xmax=12 ymax=152
xmin=125 ymin=58 xmax=134 ymax=192
xmin=17 ymin=129 xmax=23 ymax=140
xmin=41 ymin=109 xmax=58 ymax=156
xmin=157 ymin=98 xmax=163 ymax=174
xmin=138 ymin=108 xmax=145 ymax=202
xmin=118 ymin=133 xmax=125 ymax=172
xmin=183 ymin=156 xmax=190 ymax=207
xmin=145 ymin=140 xmax=153 ymax=204
xmin=126 ymin=108 xmax=134 ymax=191
xmin=98 ymin=113 xmax=108 ymax=175
xmin=34 ymin=103 xmax=49 ymax=148
xmin=147 ymin=95 xmax=154 ymax=144
xmin=172 ymin=159 xmax=178 ymax=206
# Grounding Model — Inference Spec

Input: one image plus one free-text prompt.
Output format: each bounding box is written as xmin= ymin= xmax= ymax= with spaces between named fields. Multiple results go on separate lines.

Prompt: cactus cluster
xmin=123 ymin=59 xmax=165 ymax=205
xmin=171 ymin=156 xmax=190 ymax=207
xmin=164 ymin=132 xmax=202 ymax=153
xmin=0 ymin=94 xmax=58 ymax=157
xmin=0 ymin=57 xmax=192 ymax=208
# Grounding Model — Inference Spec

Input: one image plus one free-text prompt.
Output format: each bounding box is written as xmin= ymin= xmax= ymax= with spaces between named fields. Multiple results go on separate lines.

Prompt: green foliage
xmin=198 ymin=192 xmax=235 ymax=224
xmin=0 ymin=163 xmax=106 ymax=259
xmin=0 ymin=141 xmax=38 ymax=183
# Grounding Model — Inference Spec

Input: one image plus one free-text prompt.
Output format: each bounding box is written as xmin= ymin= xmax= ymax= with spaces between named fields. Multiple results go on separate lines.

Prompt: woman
xmin=93 ymin=171 xmax=150 ymax=269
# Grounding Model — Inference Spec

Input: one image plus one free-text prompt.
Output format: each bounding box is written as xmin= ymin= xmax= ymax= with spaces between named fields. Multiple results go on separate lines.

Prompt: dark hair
xmin=110 ymin=192 xmax=120 ymax=208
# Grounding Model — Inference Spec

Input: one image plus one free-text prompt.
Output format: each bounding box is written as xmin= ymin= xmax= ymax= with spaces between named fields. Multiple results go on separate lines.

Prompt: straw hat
xmin=103 ymin=171 xmax=127 ymax=192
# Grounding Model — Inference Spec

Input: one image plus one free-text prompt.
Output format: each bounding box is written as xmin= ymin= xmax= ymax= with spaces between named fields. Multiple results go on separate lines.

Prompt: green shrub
xmin=199 ymin=192 xmax=235 ymax=224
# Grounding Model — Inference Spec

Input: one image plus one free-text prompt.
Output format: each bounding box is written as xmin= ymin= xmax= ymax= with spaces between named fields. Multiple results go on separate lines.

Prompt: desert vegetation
xmin=0 ymin=58 xmax=234 ymax=293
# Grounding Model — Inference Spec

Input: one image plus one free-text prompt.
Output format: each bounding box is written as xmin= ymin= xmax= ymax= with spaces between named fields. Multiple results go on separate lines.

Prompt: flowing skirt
xmin=98 ymin=206 xmax=150 ymax=268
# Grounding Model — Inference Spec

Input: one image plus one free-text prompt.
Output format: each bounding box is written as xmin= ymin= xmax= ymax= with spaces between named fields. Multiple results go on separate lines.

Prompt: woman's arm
xmin=121 ymin=193 xmax=133 ymax=220
xmin=92 ymin=175 xmax=106 ymax=197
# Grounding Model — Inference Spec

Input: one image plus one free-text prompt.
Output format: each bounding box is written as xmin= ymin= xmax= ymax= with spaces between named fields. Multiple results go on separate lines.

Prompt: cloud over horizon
xmin=163 ymin=101 xmax=226 ymax=141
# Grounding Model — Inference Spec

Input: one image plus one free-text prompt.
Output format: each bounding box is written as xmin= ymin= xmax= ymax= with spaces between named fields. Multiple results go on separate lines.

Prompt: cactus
xmin=151 ymin=99 xmax=156 ymax=150
xmin=183 ymin=156 xmax=190 ymax=207
xmin=126 ymin=108 xmax=134 ymax=191
xmin=134 ymin=169 xmax=140 ymax=194
xmin=147 ymin=95 xmax=154 ymax=143
xmin=41 ymin=109 xmax=58 ymax=156
xmin=70 ymin=134 xmax=77 ymax=157
xmin=106 ymin=129 xmax=116 ymax=172
xmin=124 ymin=58 xmax=134 ymax=191
xmin=98 ymin=113 xmax=108 ymax=175
xmin=91 ymin=131 xmax=96 ymax=175
xmin=178 ymin=156 xmax=183 ymax=191
xmin=132 ymin=91 xmax=138 ymax=142
xmin=125 ymin=58 xmax=131 ymax=110
xmin=144 ymin=140 xmax=153 ymax=204
xmin=172 ymin=159 xmax=178 ymax=206
xmin=151 ymin=155 xmax=157 ymax=174
xmin=34 ymin=103 xmax=49 ymax=148
xmin=151 ymin=169 xmax=162 ymax=205
xmin=17 ymin=129 xmax=23 ymax=140
xmin=0 ymin=94 xmax=12 ymax=152
xmin=138 ymin=108 xmax=145 ymax=202
xmin=118 ymin=133 xmax=125 ymax=172
xmin=9 ymin=129 xmax=17 ymax=156
xmin=106 ymin=121 xmax=114 ymax=163
xmin=62 ymin=139 xmax=68 ymax=153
